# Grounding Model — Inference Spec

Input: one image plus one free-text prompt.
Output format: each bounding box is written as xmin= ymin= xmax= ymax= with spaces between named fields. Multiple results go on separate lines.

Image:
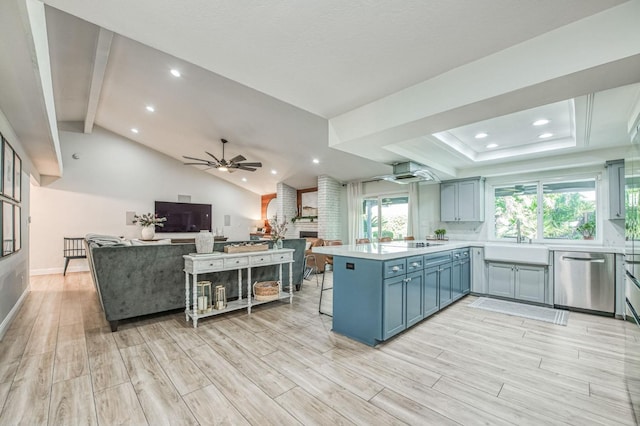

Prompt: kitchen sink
xmin=484 ymin=242 xmax=549 ymax=265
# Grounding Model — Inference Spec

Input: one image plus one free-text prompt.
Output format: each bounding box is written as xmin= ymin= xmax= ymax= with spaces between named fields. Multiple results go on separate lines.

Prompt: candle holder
xmin=215 ymin=285 xmax=227 ymax=310
xmin=196 ymin=281 xmax=212 ymax=313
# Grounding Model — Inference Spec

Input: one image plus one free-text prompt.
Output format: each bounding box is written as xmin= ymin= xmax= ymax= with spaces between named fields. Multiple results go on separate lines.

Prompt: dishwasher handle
xmin=561 ymin=256 xmax=605 ymax=263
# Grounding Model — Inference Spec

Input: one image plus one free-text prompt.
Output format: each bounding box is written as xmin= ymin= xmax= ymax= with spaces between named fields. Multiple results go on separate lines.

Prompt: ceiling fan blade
xmin=183 ymin=155 xmax=211 ymax=162
xmin=205 ymin=151 xmax=221 ymax=163
xmin=236 ymin=162 xmax=262 ymax=168
xmin=229 ymin=154 xmax=246 ymax=163
xmin=236 ymin=166 xmax=258 ymax=171
xmin=183 ymin=162 xmax=214 ymax=166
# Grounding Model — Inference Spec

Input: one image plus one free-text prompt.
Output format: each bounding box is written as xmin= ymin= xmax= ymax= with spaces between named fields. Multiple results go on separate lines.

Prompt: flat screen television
xmin=155 ymin=201 xmax=212 ymax=233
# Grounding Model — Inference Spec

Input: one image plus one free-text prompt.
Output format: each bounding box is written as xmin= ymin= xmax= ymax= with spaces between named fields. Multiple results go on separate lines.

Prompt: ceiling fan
xmin=183 ymin=138 xmax=262 ymax=172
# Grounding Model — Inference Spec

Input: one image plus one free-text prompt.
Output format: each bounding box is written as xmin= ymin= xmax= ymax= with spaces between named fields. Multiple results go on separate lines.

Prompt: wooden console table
xmin=183 ymin=249 xmax=294 ymax=327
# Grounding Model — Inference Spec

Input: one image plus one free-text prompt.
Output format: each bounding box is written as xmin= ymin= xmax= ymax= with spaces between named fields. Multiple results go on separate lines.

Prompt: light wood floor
xmin=1 ymin=272 xmax=639 ymax=425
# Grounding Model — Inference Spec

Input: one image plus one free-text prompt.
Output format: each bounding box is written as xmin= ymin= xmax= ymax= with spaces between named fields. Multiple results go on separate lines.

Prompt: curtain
xmin=407 ymin=182 xmax=420 ymax=238
xmin=347 ymin=181 xmax=363 ymax=245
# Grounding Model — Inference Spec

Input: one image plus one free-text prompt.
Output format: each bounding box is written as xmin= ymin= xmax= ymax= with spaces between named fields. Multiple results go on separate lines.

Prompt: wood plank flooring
xmin=0 ymin=271 xmax=639 ymax=425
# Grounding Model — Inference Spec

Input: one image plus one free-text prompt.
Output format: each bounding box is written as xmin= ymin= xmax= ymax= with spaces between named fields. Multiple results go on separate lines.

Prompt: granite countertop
xmin=313 ymin=240 xmax=623 ymax=261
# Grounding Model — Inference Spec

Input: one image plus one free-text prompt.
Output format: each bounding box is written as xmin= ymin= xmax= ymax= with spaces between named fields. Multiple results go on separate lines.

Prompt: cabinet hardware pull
xmin=392 ymin=266 xmax=400 ymax=272
xmin=411 ymin=262 xmax=419 ymax=267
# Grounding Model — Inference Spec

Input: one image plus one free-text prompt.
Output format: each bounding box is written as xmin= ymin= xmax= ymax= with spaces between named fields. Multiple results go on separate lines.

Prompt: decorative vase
xmin=276 ymin=239 xmax=283 ymax=250
xmin=141 ymin=225 xmax=155 ymax=240
xmin=195 ymin=231 xmax=214 ymax=253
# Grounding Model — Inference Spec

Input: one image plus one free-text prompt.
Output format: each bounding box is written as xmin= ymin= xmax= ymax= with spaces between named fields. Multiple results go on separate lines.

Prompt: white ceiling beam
xmin=84 ymin=28 xmax=113 ymax=134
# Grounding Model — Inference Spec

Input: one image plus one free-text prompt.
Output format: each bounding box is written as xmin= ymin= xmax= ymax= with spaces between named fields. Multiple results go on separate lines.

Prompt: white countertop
xmin=313 ymin=240 xmax=623 ymax=261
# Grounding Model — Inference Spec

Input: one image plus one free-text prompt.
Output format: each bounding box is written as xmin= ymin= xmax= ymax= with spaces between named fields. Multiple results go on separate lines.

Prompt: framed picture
xmin=13 ymin=153 xmax=21 ymax=202
xmin=14 ymin=205 xmax=20 ymax=252
xmin=2 ymin=201 xmax=14 ymax=256
xmin=0 ymin=134 xmax=3 ymax=195
xmin=3 ymin=140 xmax=14 ymax=200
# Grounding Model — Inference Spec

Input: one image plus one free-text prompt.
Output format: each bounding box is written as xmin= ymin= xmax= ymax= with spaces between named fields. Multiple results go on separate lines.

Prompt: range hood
xmin=378 ymin=161 xmax=440 ymax=184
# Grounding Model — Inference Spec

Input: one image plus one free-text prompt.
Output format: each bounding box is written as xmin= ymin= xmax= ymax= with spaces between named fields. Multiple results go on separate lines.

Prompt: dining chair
xmin=320 ymin=240 xmax=342 ymax=315
xmin=404 ymin=236 xmax=415 ymax=241
xmin=379 ymin=237 xmax=392 ymax=242
xmin=355 ymin=238 xmax=370 ymax=244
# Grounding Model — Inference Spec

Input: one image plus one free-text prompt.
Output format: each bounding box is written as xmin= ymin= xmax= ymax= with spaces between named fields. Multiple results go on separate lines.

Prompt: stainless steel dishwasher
xmin=554 ymin=251 xmax=615 ymax=314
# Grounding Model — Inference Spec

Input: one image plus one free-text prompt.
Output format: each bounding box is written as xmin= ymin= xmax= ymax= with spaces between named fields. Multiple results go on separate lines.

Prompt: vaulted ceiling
xmin=1 ymin=0 xmax=640 ymax=193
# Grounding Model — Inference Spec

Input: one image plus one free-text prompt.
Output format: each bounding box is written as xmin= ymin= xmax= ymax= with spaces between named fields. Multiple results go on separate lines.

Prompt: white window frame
xmin=362 ymin=191 xmax=409 ymax=241
xmin=489 ymin=173 xmax=601 ymax=243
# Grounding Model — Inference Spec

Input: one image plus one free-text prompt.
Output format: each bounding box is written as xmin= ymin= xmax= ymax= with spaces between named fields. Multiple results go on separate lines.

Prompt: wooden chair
xmin=404 ymin=236 xmax=415 ymax=241
xmin=320 ymin=240 xmax=342 ymax=315
xmin=63 ymin=237 xmax=87 ymax=276
xmin=355 ymin=238 xmax=370 ymax=244
xmin=379 ymin=237 xmax=392 ymax=242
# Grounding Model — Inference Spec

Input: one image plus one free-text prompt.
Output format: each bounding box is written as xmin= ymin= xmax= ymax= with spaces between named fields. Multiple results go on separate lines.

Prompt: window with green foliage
xmin=627 ymin=176 xmax=640 ymax=240
xmin=363 ymin=195 xmax=408 ymax=241
xmin=494 ymin=179 xmax=597 ymax=241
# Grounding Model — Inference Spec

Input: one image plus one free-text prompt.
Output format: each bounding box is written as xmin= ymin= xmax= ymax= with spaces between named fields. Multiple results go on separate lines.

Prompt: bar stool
xmin=379 ymin=237 xmax=392 ymax=242
xmin=303 ymin=254 xmax=319 ymax=287
xmin=319 ymin=240 xmax=342 ymax=315
xmin=404 ymin=236 xmax=415 ymax=241
xmin=356 ymin=238 xmax=370 ymax=244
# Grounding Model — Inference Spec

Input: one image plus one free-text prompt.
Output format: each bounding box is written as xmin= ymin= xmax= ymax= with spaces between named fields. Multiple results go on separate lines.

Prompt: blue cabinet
xmin=452 ymin=249 xmax=470 ymax=301
xmin=332 ymin=248 xmax=467 ymax=346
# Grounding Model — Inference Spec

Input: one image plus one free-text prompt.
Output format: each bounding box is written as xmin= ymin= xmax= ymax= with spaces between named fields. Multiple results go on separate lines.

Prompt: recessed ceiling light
xmin=146 ymin=105 xmax=155 ymax=112
xmin=312 ymin=158 xmax=320 ymax=164
xmin=131 ymin=128 xmax=139 ymax=134
xmin=475 ymin=132 xmax=488 ymax=139
xmin=539 ymin=133 xmax=553 ymax=139
xmin=486 ymin=143 xmax=499 ymax=149
xmin=170 ymin=69 xmax=181 ymax=77
xmin=241 ymin=177 xmax=247 ymax=182
xmin=271 ymin=170 xmax=277 ymax=175
xmin=533 ymin=119 xmax=550 ymax=126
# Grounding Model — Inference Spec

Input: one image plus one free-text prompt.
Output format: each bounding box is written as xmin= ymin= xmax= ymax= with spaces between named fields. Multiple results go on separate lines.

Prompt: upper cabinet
xmin=607 ymin=160 xmax=624 ymax=220
xmin=440 ymin=177 xmax=485 ymax=222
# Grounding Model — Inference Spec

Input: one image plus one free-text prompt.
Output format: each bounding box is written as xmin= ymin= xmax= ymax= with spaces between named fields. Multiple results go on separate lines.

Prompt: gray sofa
xmin=86 ymin=238 xmax=306 ymax=331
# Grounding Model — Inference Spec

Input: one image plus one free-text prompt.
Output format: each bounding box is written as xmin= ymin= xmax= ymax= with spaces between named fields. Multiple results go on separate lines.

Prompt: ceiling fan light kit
xmin=183 ymin=139 xmax=263 ymax=173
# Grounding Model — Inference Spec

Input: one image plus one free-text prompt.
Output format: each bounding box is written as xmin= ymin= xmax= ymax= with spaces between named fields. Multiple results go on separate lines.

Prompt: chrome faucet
xmin=516 ymin=219 xmax=523 ymax=243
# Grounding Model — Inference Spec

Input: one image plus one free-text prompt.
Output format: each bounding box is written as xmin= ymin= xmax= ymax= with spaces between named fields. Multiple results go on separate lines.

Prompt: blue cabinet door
xmin=424 ymin=266 xmax=439 ymax=317
xmin=406 ymin=271 xmax=423 ymax=327
xmin=383 ymin=276 xmax=406 ymax=339
xmin=461 ymin=258 xmax=471 ymax=294
xmin=439 ymin=262 xmax=453 ymax=308
xmin=452 ymin=260 xmax=462 ymax=301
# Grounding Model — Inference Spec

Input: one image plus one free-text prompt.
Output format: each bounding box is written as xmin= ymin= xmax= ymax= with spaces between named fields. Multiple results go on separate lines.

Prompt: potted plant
xmin=434 ymin=228 xmax=447 ymax=240
xmin=576 ymin=219 xmax=595 ymax=240
xmin=133 ymin=213 xmax=167 ymax=240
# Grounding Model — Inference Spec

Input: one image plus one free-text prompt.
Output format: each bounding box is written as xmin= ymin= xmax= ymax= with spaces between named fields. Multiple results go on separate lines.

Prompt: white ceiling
xmin=1 ymin=0 xmax=640 ymax=194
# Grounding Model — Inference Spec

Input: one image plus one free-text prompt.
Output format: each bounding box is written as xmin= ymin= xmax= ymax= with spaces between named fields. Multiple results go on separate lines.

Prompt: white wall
xmin=30 ymin=126 xmax=260 ymax=275
xmin=0 ymin=108 xmax=32 ymax=338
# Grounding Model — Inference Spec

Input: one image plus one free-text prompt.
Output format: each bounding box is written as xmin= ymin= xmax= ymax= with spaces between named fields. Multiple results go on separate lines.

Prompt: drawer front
xmin=424 ymin=251 xmax=452 ymax=268
xmin=192 ymin=258 xmax=224 ymax=272
xmin=250 ymin=254 xmax=272 ymax=265
xmin=384 ymin=259 xmax=406 ymax=279
xmin=272 ymin=252 xmax=293 ymax=263
xmin=407 ymin=255 xmax=424 ymax=272
xmin=224 ymin=257 xmax=249 ymax=268
xmin=453 ymin=249 xmax=469 ymax=262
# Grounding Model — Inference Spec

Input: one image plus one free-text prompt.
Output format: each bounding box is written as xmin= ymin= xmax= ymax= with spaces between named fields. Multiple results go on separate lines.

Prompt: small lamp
xmin=215 ymin=285 xmax=227 ymax=310
xmin=196 ymin=281 xmax=212 ymax=313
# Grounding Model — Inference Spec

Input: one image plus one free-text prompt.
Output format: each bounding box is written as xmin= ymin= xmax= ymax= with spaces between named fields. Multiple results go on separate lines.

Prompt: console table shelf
xmin=183 ymin=249 xmax=294 ymax=327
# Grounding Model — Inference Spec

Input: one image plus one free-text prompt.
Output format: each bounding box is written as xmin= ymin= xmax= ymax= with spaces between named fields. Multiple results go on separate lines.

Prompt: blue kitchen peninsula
xmin=314 ymin=241 xmax=472 ymax=346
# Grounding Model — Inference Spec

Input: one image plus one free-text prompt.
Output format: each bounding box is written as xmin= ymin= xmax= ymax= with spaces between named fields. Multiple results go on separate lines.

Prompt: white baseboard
xmin=30 ymin=265 xmax=90 ymax=276
xmin=0 ymin=287 xmax=29 ymax=341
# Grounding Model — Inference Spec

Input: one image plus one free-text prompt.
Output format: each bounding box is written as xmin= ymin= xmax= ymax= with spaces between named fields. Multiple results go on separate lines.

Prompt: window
xmin=493 ymin=178 xmax=597 ymax=241
xmin=363 ymin=195 xmax=408 ymax=241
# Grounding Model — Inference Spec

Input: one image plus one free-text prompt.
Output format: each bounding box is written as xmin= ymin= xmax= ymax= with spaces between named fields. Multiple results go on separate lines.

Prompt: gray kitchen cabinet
xmin=487 ymin=262 xmax=515 ymax=298
xmin=515 ymin=264 xmax=546 ymax=303
xmin=607 ymin=159 xmax=624 ymax=220
xmin=487 ymin=261 xmax=546 ymax=303
xmin=440 ymin=177 xmax=485 ymax=222
xmin=383 ymin=275 xmax=406 ymax=340
xmin=424 ymin=251 xmax=454 ymax=310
